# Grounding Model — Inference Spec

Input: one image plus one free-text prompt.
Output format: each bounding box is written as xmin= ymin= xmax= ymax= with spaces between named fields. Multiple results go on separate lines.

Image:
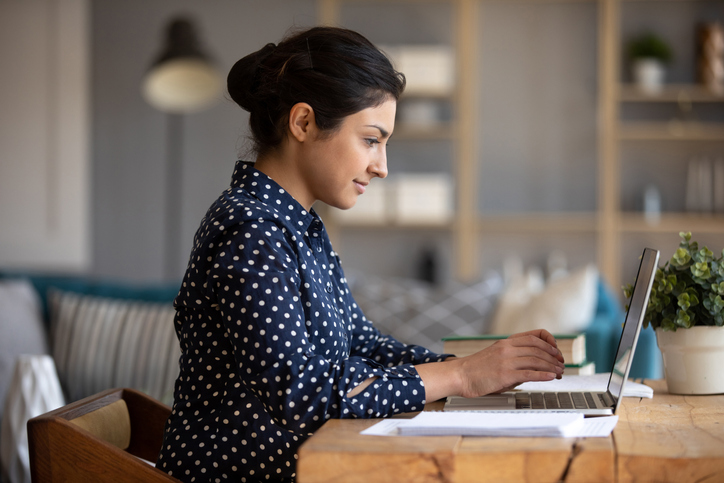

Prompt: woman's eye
xmin=364 ymin=138 xmax=380 ymax=146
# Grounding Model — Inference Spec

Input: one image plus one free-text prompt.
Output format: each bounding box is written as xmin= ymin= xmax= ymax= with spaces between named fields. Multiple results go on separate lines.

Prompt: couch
xmin=0 ymin=272 xmax=179 ymax=483
xmin=0 ymin=267 xmax=662 ymax=483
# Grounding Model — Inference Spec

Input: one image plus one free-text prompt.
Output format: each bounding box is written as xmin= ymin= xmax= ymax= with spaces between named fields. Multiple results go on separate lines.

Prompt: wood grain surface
xmin=297 ymin=380 xmax=724 ymax=483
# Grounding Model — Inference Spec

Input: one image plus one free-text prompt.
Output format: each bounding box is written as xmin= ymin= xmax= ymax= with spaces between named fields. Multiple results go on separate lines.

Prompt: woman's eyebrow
xmin=365 ymin=124 xmax=390 ymax=138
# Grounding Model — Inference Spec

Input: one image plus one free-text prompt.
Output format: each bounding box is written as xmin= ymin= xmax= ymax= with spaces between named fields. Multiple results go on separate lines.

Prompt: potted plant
xmin=627 ymin=32 xmax=674 ymax=94
xmin=624 ymin=232 xmax=724 ymax=394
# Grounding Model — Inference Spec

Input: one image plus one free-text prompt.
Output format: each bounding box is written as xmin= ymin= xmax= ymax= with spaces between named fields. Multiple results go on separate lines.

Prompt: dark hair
xmin=227 ymin=26 xmax=406 ymax=157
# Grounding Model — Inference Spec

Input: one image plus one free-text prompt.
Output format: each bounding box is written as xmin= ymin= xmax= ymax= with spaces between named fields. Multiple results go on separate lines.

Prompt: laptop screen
xmin=606 ymin=248 xmax=659 ymax=406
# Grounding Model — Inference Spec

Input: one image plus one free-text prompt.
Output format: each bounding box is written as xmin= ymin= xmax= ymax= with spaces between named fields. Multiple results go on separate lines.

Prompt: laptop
xmin=444 ymin=247 xmax=660 ymax=416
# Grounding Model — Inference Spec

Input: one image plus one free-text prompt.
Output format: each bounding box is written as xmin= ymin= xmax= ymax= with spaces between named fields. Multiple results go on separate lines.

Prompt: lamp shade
xmin=142 ymin=17 xmax=222 ymax=114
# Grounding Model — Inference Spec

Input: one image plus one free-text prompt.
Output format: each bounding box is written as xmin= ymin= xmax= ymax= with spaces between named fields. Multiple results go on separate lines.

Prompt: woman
xmin=156 ymin=26 xmax=565 ymax=483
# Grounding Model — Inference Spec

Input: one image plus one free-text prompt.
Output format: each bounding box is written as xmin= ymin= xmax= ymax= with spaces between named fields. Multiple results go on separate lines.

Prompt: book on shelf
xmin=442 ymin=333 xmax=587 ymax=365
xmin=562 ymin=360 xmax=595 ymax=376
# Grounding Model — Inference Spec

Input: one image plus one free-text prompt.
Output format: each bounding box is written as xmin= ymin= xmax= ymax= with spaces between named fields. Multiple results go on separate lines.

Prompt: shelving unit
xmin=318 ymin=0 xmax=724 ymax=290
xmin=317 ymin=0 xmax=478 ymax=281
xmin=478 ymin=213 xmax=598 ymax=234
xmin=619 ymin=121 xmax=724 ymax=140
xmin=620 ymin=213 xmax=724 ymax=233
xmin=619 ymin=84 xmax=724 ymax=103
xmin=391 ymin=124 xmax=457 ymax=141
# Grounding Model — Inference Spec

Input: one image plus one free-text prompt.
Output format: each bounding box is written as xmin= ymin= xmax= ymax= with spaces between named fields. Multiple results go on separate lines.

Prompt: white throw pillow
xmin=1 ymin=355 xmax=64 ymax=483
xmin=0 ymin=279 xmax=49 ymax=421
xmin=490 ymin=264 xmax=598 ymax=335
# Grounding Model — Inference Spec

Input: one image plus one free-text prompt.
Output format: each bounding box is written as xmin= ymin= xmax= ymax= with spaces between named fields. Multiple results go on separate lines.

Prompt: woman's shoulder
xmin=195 ymin=187 xmax=299 ymax=242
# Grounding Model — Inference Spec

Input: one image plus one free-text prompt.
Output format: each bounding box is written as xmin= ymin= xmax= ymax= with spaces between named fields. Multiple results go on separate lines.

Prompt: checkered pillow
xmin=350 ymin=273 xmax=503 ymax=353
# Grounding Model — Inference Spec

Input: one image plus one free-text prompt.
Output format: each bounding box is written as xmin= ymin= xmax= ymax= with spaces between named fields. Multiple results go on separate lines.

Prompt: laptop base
xmin=445 ymin=391 xmax=614 ymax=416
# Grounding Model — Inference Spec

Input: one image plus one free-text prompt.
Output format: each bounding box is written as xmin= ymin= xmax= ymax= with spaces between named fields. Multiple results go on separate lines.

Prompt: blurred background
xmin=2 ymin=0 xmax=724 ymax=292
xmin=3 ymin=3 xmax=724 ymax=481
xmin=2 ymin=4 xmax=724 ymax=479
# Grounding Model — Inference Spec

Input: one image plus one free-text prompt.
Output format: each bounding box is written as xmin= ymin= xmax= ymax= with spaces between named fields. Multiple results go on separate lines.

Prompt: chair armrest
xmin=28 ymin=388 xmax=178 ymax=483
xmin=122 ymin=388 xmax=172 ymax=462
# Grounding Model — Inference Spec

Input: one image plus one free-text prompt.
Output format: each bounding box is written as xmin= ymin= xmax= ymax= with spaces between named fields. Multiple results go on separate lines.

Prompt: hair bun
xmin=227 ymin=43 xmax=276 ymax=112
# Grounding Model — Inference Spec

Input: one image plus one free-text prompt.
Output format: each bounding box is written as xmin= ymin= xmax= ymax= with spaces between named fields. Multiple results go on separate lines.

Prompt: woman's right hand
xmin=415 ymin=329 xmax=565 ymax=402
xmin=453 ymin=329 xmax=565 ymax=398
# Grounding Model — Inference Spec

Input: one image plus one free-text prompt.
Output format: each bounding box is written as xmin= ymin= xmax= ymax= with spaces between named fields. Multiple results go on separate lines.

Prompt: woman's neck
xmin=254 ymin=153 xmax=314 ymax=211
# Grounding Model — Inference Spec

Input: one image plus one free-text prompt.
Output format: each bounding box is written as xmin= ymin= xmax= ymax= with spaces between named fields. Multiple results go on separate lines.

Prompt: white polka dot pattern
xmin=156 ymin=161 xmax=450 ymax=482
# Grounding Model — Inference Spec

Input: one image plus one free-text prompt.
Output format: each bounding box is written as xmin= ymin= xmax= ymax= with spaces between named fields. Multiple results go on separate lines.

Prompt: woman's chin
xmin=330 ymin=198 xmax=358 ymax=211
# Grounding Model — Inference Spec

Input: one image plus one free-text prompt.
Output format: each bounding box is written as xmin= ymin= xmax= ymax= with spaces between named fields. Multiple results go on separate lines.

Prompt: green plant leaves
xmin=627 ymin=32 xmax=674 ymax=63
xmin=674 ymin=310 xmax=694 ymax=329
xmin=692 ymin=261 xmax=711 ymax=280
xmin=677 ymin=289 xmax=699 ymax=311
xmin=703 ymin=293 xmax=724 ymax=314
xmin=672 ymin=247 xmax=691 ymax=268
xmin=624 ymin=232 xmax=724 ymax=332
xmin=715 ymin=258 xmax=724 ymax=278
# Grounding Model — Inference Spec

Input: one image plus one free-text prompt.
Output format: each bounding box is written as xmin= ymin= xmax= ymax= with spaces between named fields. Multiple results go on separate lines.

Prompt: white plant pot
xmin=632 ymin=58 xmax=666 ymax=95
xmin=656 ymin=326 xmax=724 ymax=394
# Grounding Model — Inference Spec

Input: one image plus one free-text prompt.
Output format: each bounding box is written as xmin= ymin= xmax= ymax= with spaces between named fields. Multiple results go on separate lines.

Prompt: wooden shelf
xmin=478 ymin=213 xmax=597 ymax=233
xmin=619 ymin=213 xmax=724 ymax=234
xmin=325 ymin=218 xmax=453 ymax=230
xmin=392 ymin=123 xmax=456 ymax=141
xmin=329 ymin=213 xmax=601 ymax=234
xmin=400 ymin=90 xmax=455 ymax=101
xmin=618 ymin=121 xmax=724 ymax=141
xmin=619 ymin=84 xmax=724 ymax=103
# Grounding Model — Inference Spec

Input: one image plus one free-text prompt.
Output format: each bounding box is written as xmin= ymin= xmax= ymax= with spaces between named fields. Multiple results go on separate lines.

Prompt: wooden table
xmin=297 ymin=380 xmax=724 ymax=482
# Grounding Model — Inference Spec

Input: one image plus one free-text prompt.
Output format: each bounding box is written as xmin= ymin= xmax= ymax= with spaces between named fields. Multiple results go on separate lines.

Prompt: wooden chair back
xmin=28 ymin=388 xmax=180 ymax=482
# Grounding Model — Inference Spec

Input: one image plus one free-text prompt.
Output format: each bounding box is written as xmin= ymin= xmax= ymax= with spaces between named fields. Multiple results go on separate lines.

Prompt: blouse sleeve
xmin=207 ymin=224 xmax=430 ymax=435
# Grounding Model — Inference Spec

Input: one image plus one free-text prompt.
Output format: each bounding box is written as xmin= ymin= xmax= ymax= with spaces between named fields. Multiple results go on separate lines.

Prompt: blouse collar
xmin=230 ymin=160 xmax=321 ymax=237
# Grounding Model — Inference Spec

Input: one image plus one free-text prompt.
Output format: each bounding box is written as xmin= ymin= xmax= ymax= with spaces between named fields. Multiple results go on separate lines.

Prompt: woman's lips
xmin=354 ymin=181 xmax=367 ymax=194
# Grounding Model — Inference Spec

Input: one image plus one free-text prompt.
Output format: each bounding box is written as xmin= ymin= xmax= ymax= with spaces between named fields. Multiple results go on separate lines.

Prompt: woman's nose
xmin=369 ymin=152 xmax=388 ymax=179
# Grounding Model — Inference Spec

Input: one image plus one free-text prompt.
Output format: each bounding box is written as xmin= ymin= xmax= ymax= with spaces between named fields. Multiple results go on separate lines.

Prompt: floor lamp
xmin=141 ymin=16 xmax=221 ymax=281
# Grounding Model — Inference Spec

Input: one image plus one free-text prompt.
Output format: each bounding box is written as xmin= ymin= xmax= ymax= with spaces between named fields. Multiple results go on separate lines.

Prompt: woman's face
xmin=298 ymin=98 xmax=396 ymax=211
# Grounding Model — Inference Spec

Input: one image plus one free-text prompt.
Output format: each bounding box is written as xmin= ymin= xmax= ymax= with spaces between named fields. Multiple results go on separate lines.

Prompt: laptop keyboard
xmin=515 ymin=392 xmax=606 ymax=410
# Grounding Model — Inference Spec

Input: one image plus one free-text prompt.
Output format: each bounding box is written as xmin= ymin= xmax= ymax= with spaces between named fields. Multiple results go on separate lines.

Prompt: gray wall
xmin=91 ymin=0 xmax=317 ymax=282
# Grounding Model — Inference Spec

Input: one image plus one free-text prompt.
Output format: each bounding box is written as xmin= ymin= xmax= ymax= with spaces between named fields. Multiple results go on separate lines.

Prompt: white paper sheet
xmin=361 ymin=419 xmax=409 ymax=436
xmin=578 ymin=416 xmax=619 ymax=437
xmin=361 ymin=414 xmax=618 ymax=438
xmin=396 ymin=411 xmax=585 ymax=437
xmin=516 ymin=373 xmax=653 ymax=398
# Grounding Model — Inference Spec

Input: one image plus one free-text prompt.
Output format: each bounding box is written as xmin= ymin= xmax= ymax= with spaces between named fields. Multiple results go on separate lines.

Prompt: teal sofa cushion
xmin=585 ymin=278 xmax=662 ymax=380
xmin=0 ymin=271 xmax=179 ymax=325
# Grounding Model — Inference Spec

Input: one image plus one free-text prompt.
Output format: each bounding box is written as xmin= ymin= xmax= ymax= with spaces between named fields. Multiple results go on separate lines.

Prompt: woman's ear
xmin=288 ymin=102 xmax=316 ymax=143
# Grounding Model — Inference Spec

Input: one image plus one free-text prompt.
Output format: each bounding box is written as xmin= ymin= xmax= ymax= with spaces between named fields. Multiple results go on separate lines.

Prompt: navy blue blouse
xmin=157 ymin=161 xmax=451 ymax=482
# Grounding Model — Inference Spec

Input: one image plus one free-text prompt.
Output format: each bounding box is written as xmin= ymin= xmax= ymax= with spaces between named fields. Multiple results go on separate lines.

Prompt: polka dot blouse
xmin=156 ymin=161 xmax=452 ymax=482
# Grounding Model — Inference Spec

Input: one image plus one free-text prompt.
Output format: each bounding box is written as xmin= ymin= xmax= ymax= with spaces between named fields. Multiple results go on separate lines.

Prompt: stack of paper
xmin=361 ymin=414 xmax=619 ymax=438
xmin=396 ymin=411 xmax=584 ymax=437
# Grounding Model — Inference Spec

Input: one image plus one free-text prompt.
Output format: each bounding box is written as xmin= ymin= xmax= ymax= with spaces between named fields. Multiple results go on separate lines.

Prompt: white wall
xmin=0 ymin=0 xmax=90 ymax=271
